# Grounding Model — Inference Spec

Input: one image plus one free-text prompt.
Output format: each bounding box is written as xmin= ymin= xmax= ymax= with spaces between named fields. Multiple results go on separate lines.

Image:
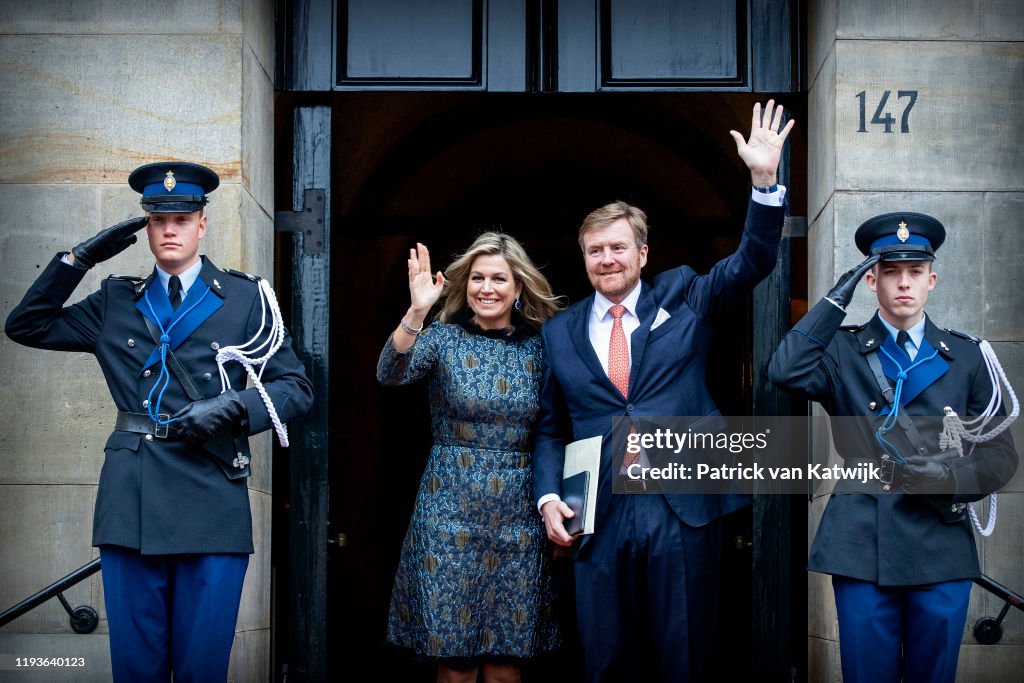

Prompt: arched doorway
xmin=272 ymin=91 xmax=806 ymax=680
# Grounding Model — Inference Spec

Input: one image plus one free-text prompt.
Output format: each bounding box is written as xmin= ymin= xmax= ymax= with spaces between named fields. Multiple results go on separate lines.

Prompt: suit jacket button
xmin=145 ymin=434 xmax=154 ymax=441
xmin=127 ymin=338 xmax=135 ymax=348
xmin=626 ymin=403 xmax=634 ymax=412
xmin=202 ymin=372 xmax=212 ymax=381
xmin=211 ymin=342 xmax=220 ymax=350
xmin=142 ymin=399 xmax=149 ymax=408
xmin=143 ymin=370 xmax=151 ymax=378
xmin=868 ymin=401 xmax=877 ymax=410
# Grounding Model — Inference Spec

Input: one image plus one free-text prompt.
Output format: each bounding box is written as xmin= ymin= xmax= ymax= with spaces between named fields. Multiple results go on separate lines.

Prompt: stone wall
xmin=0 ymin=1 xmax=276 ymax=680
xmin=807 ymin=0 xmax=1024 ymax=680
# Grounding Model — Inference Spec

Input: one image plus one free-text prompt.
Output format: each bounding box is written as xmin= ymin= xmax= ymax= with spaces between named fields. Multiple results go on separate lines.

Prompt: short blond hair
xmin=578 ymin=201 xmax=648 ymax=250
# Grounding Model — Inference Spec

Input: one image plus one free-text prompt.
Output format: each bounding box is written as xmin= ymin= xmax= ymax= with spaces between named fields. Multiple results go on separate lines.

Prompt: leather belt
xmin=615 ymin=475 xmax=654 ymax=493
xmin=115 ymin=411 xmax=175 ymax=439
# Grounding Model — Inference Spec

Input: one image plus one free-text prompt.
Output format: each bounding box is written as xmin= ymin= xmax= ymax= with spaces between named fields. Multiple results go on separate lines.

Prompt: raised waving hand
xmin=730 ymin=99 xmax=796 ymax=187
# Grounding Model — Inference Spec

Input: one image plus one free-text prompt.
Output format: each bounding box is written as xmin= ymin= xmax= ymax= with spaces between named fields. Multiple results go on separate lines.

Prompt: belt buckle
xmin=879 ymin=455 xmax=895 ymax=490
xmin=154 ymin=415 xmax=170 ymax=439
xmin=622 ymin=478 xmax=648 ymax=493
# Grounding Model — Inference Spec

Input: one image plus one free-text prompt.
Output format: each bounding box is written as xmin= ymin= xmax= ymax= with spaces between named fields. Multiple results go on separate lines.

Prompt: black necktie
xmin=168 ymin=275 xmax=182 ymax=311
xmin=896 ymin=330 xmax=911 ymax=357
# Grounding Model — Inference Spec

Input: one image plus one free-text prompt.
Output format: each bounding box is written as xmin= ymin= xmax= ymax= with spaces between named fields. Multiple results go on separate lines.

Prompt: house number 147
xmin=855 ymin=90 xmax=918 ymax=133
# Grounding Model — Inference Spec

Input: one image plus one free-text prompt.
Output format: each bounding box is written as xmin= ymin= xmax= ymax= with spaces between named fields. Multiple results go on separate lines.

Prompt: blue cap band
xmin=143 ymin=181 xmax=206 ymax=196
xmin=870 ymin=233 xmax=932 ymax=252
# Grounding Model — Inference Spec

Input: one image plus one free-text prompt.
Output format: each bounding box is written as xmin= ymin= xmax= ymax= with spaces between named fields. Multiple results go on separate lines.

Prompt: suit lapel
xmin=628 ymin=282 xmax=656 ymax=390
xmin=568 ymin=294 xmax=612 ymax=391
xmin=855 ymin=312 xmax=891 ymax=356
xmin=924 ymin=315 xmax=957 ymax=362
xmin=196 ymin=256 xmax=228 ymax=301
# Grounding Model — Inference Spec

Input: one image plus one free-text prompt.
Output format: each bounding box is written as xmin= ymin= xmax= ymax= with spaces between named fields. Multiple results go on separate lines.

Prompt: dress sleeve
xmin=376 ymin=323 xmax=442 ymax=386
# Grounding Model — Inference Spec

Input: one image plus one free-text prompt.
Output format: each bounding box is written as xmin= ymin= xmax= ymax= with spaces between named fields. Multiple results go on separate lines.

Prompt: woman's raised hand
xmin=408 ymin=242 xmax=444 ymax=314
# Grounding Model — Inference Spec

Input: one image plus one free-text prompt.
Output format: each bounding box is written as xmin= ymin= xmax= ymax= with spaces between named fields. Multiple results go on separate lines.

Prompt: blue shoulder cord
xmin=143 ymin=286 xmax=211 ymax=425
xmin=873 ymin=345 xmax=940 ymax=463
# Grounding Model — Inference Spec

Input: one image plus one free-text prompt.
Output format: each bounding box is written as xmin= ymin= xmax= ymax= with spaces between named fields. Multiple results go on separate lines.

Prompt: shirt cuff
xmin=537 ymin=493 xmax=561 ymax=515
xmin=750 ymin=185 xmax=787 ymax=207
xmin=823 ymin=296 xmax=846 ymax=311
xmin=60 ymin=252 xmax=88 ymax=270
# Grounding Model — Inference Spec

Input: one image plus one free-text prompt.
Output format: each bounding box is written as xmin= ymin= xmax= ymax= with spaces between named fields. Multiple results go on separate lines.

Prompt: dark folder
xmin=562 ymin=470 xmax=590 ymax=537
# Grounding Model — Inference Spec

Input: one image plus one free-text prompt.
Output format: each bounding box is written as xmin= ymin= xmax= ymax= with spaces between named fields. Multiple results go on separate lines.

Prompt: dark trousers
xmin=833 ymin=575 xmax=972 ymax=683
xmin=572 ymin=492 xmax=721 ymax=683
xmin=99 ymin=545 xmax=249 ymax=683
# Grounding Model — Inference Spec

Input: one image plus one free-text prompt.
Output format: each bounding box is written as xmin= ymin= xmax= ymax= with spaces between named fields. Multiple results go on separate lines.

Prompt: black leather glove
xmin=171 ymin=389 xmax=248 ymax=444
xmin=897 ymin=454 xmax=955 ymax=494
xmin=71 ymin=216 xmax=149 ymax=268
xmin=826 ymin=254 xmax=880 ymax=309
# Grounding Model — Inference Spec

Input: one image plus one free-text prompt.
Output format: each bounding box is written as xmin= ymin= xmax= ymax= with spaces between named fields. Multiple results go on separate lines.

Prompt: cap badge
xmin=163 ymin=170 xmax=176 ymax=192
xmin=896 ymin=220 xmax=910 ymax=243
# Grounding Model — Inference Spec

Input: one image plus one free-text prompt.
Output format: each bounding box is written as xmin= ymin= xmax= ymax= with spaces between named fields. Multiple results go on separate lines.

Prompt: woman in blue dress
xmin=377 ymin=233 xmax=563 ymax=683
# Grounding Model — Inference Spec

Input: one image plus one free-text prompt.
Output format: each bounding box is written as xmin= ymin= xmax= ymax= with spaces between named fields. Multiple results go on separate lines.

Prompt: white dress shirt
xmin=589 ymin=280 xmax=643 ymax=373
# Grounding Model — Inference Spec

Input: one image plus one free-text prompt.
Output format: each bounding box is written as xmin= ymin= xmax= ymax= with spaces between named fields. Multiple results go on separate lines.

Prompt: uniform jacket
xmin=533 ymin=199 xmax=785 ymax=554
xmin=5 ymin=254 xmax=314 ymax=554
xmin=768 ymin=298 xmax=1018 ymax=585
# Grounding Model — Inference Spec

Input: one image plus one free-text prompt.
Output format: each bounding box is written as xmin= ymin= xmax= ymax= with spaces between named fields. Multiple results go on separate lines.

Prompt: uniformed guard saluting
xmin=768 ymin=212 xmax=1018 ymax=683
xmin=5 ymin=161 xmax=314 ymax=683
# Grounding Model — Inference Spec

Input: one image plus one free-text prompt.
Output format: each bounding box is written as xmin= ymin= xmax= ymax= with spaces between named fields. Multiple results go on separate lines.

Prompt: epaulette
xmin=107 ymin=274 xmax=144 ymax=282
xmin=946 ymin=328 xmax=981 ymax=344
xmin=840 ymin=323 xmax=866 ymax=332
xmin=224 ymin=268 xmax=261 ymax=283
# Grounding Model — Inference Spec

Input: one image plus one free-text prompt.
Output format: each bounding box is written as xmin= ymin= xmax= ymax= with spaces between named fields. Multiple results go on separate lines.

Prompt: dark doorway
xmin=274 ymin=90 xmax=807 ymax=681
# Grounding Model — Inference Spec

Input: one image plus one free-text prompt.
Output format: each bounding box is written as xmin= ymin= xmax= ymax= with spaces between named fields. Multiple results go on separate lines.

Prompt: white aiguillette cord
xmin=214 ymin=278 xmax=290 ymax=447
xmin=939 ymin=340 xmax=1019 ymax=537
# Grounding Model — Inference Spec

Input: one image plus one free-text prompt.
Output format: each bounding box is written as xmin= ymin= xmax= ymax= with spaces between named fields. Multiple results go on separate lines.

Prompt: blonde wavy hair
xmin=438 ymin=232 xmax=563 ymax=328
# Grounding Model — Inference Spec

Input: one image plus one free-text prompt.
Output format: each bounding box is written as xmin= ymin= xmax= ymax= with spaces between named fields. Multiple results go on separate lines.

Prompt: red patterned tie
xmin=608 ymin=304 xmax=630 ymax=399
xmin=609 ymin=305 xmax=640 ymax=468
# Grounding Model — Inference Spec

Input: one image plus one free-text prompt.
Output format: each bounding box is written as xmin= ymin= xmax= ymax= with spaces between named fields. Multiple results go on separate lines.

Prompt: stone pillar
xmin=807 ymin=0 xmax=1024 ymax=679
xmin=0 ymin=1 xmax=276 ymax=680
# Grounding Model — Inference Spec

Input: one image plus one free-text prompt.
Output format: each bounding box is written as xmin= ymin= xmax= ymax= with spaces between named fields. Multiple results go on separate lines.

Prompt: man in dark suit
xmin=533 ymin=101 xmax=794 ymax=682
xmin=768 ymin=213 xmax=1018 ymax=683
xmin=5 ymin=162 xmax=314 ymax=682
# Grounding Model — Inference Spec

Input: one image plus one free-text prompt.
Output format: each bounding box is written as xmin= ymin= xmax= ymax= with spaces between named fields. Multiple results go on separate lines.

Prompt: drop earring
xmin=514 ymin=296 xmax=522 ymax=311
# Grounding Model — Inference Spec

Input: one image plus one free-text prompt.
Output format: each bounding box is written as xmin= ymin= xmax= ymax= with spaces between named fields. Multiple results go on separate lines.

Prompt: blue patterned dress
xmin=377 ymin=313 xmax=561 ymax=664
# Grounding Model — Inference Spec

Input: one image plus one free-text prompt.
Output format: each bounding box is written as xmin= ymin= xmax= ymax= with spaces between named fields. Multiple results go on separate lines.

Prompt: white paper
xmin=563 ymin=435 xmax=602 ymax=534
